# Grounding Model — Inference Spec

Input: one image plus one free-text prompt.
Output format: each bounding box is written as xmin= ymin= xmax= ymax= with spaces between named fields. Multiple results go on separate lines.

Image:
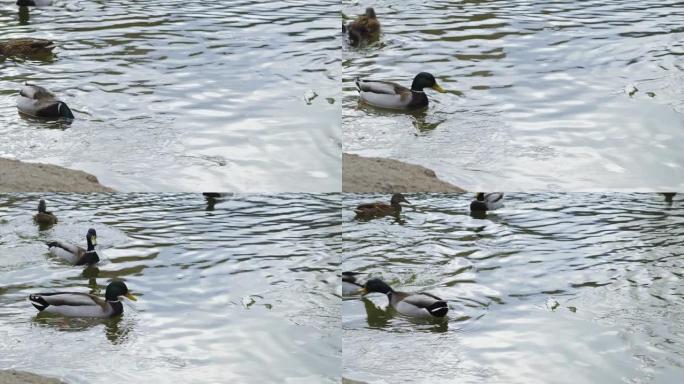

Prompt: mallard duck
xmin=29 ymin=281 xmax=137 ymax=318
xmin=0 ymin=38 xmax=55 ymax=56
xmin=355 ymin=193 xmax=410 ymax=218
xmin=16 ymin=83 xmax=74 ymax=119
xmin=661 ymin=193 xmax=676 ymax=202
xmin=342 ymin=271 xmax=364 ymax=296
xmin=47 ymin=228 xmax=100 ymax=266
xmin=345 ymin=7 xmax=380 ymax=46
xmin=355 ymin=72 xmax=446 ymax=110
xmin=470 ymin=192 xmax=504 ymax=212
xmin=16 ymin=0 xmax=53 ymax=6
xmin=360 ymin=278 xmax=448 ymax=318
xmin=33 ymin=199 xmax=57 ymax=225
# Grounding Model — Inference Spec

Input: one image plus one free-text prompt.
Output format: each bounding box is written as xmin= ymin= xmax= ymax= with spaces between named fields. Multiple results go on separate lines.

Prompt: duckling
xmin=0 ymin=38 xmax=55 ymax=57
xmin=342 ymin=272 xmax=364 ymax=296
xmin=29 ymin=281 xmax=137 ymax=318
xmin=355 ymin=193 xmax=410 ymax=218
xmin=47 ymin=228 xmax=100 ymax=266
xmin=356 ymin=72 xmax=446 ymax=110
xmin=16 ymin=0 xmax=53 ymax=6
xmin=345 ymin=7 xmax=380 ymax=46
xmin=16 ymin=83 xmax=74 ymax=120
xmin=361 ymin=278 xmax=448 ymax=318
xmin=470 ymin=192 xmax=504 ymax=212
xmin=33 ymin=199 xmax=57 ymax=226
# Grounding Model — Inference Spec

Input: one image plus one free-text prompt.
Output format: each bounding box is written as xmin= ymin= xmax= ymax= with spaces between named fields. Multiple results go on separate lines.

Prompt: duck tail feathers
xmin=427 ymin=301 xmax=448 ymax=317
xmin=29 ymin=294 xmax=49 ymax=311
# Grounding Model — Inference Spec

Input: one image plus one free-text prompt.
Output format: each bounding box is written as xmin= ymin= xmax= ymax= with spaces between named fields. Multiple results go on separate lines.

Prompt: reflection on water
xmin=0 ymin=0 xmax=340 ymax=191
xmin=342 ymin=193 xmax=684 ymax=384
xmin=0 ymin=193 xmax=341 ymax=383
xmin=343 ymin=0 xmax=684 ymax=190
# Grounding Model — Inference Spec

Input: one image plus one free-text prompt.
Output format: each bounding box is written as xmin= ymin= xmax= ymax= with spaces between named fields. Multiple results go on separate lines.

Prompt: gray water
xmin=0 ymin=193 xmax=341 ymax=383
xmin=343 ymin=0 xmax=684 ymax=191
xmin=0 ymin=0 xmax=340 ymax=191
xmin=342 ymin=193 xmax=684 ymax=383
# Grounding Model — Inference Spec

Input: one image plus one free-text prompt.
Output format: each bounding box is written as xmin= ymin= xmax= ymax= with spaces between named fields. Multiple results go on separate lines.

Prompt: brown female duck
xmin=344 ymin=7 xmax=380 ymax=46
xmin=355 ymin=193 xmax=410 ymax=218
xmin=0 ymin=38 xmax=55 ymax=57
xmin=33 ymin=199 xmax=58 ymax=225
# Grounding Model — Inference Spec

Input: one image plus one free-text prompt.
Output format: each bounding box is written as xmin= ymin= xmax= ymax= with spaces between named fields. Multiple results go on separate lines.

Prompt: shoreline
xmin=0 ymin=157 xmax=114 ymax=192
xmin=0 ymin=370 xmax=65 ymax=384
xmin=342 ymin=153 xmax=465 ymax=193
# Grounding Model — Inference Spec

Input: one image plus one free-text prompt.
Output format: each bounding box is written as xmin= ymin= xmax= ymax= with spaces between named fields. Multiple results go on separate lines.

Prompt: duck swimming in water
xmin=361 ymin=278 xmax=448 ymax=319
xmin=0 ymin=38 xmax=55 ymax=57
xmin=356 ymin=72 xmax=446 ymax=110
xmin=47 ymin=228 xmax=100 ymax=266
xmin=33 ymin=199 xmax=58 ymax=226
xmin=355 ymin=193 xmax=410 ymax=218
xmin=344 ymin=7 xmax=380 ymax=46
xmin=29 ymin=281 xmax=137 ymax=318
xmin=470 ymin=192 xmax=504 ymax=212
xmin=17 ymin=83 xmax=74 ymax=120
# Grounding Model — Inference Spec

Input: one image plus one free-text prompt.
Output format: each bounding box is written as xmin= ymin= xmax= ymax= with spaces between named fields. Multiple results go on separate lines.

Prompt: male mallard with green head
xmin=0 ymin=38 xmax=55 ymax=57
xmin=17 ymin=83 xmax=74 ymax=120
xmin=355 ymin=193 xmax=410 ymax=218
xmin=47 ymin=228 xmax=100 ymax=266
xmin=345 ymin=7 xmax=380 ymax=46
xmin=33 ymin=199 xmax=58 ymax=225
xmin=360 ymin=278 xmax=448 ymax=319
xmin=356 ymin=72 xmax=446 ymax=110
xmin=29 ymin=281 xmax=137 ymax=318
xmin=470 ymin=192 xmax=504 ymax=212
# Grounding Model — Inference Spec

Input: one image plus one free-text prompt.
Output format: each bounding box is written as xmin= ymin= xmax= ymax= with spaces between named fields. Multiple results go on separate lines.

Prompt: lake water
xmin=0 ymin=193 xmax=341 ymax=383
xmin=0 ymin=0 xmax=340 ymax=192
xmin=342 ymin=193 xmax=684 ymax=383
xmin=343 ymin=0 xmax=684 ymax=191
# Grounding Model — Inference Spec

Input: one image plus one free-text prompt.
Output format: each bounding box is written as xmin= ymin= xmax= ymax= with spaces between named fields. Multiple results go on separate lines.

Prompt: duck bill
xmin=359 ymin=288 xmax=368 ymax=296
xmin=91 ymin=235 xmax=97 ymax=246
xmin=432 ymin=84 xmax=446 ymax=93
xmin=124 ymin=292 xmax=137 ymax=301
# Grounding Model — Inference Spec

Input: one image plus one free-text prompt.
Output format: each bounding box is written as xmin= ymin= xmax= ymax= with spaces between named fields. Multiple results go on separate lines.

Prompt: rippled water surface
xmin=343 ymin=0 xmax=684 ymax=190
xmin=0 ymin=193 xmax=341 ymax=383
xmin=0 ymin=1 xmax=340 ymax=191
xmin=342 ymin=193 xmax=684 ymax=383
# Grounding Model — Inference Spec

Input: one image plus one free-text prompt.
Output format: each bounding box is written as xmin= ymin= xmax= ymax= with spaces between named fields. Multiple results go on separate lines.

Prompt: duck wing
xmin=47 ymin=241 xmax=84 ymax=264
xmin=355 ymin=79 xmax=408 ymax=95
xmin=29 ymin=292 xmax=111 ymax=317
xmin=19 ymin=84 xmax=57 ymax=101
xmin=394 ymin=291 xmax=449 ymax=318
xmin=355 ymin=79 xmax=414 ymax=109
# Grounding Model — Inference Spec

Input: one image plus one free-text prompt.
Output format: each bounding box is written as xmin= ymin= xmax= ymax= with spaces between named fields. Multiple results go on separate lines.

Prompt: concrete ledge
xmin=0 ymin=158 xmax=114 ymax=192
xmin=343 ymin=153 xmax=464 ymax=193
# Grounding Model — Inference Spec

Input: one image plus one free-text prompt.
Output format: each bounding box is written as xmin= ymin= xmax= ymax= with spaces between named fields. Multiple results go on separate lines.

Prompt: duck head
xmin=365 ymin=7 xmax=376 ymax=19
xmin=411 ymin=72 xmax=446 ymax=93
xmin=390 ymin=193 xmax=410 ymax=207
xmin=57 ymin=101 xmax=74 ymax=119
xmin=105 ymin=281 xmax=137 ymax=302
xmin=38 ymin=199 xmax=47 ymax=213
xmin=361 ymin=278 xmax=394 ymax=296
xmin=86 ymin=228 xmax=97 ymax=250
